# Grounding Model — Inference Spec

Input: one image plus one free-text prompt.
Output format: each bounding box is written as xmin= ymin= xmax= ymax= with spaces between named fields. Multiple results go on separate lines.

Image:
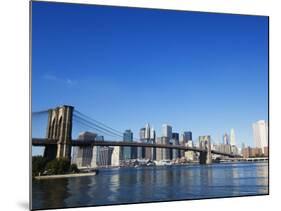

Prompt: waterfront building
xmin=72 ymin=131 xmax=97 ymax=168
xmin=264 ymin=146 xmax=269 ymax=157
xmin=156 ymin=137 xmax=163 ymax=161
xmin=156 ymin=136 xmax=170 ymax=161
xmin=170 ymin=138 xmax=179 ymax=160
xmin=242 ymin=147 xmax=263 ymax=158
xmin=91 ymin=135 xmax=113 ymax=167
xmin=179 ymin=134 xmax=185 ymax=157
xmin=123 ymin=129 xmax=133 ymax=160
xmin=145 ymin=142 xmax=153 ymax=160
xmin=217 ymin=143 xmax=232 ymax=155
xmin=230 ymin=128 xmax=236 ymax=146
xmin=162 ymin=136 xmax=171 ymax=160
xmin=91 ymin=146 xmax=99 ymax=167
xmin=131 ymin=145 xmax=138 ymax=159
xmin=150 ymin=127 xmax=156 ymax=160
xmin=98 ymin=146 xmax=113 ymax=167
xmin=144 ymin=123 xmax=152 ymax=160
xmin=136 ymin=123 xmax=156 ymax=160
xmin=111 ymin=146 xmax=122 ymax=166
xmin=179 ymin=133 xmax=186 ymax=158
xmin=242 ymin=147 xmax=250 ymax=158
xmin=162 ymin=124 xmax=172 ymax=139
xmin=253 ymin=120 xmax=268 ymax=153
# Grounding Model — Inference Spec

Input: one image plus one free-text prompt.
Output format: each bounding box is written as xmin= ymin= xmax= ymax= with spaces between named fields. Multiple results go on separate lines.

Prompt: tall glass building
xmin=138 ymin=127 xmax=146 ymax=159
xmin=184 ymin=131 xmax=192 ymax=141
xmin=230 ymin=128 xmax=236 ymax=146
xmin=171 ymin=132 xmax=180 ymax=160
xmin=123 ymin=129 xmax=133 ymax=160
xmin=162 ymin=124 xmax=172 ymax=139
xmin=223 ymin=133 xmax=229 ymax=145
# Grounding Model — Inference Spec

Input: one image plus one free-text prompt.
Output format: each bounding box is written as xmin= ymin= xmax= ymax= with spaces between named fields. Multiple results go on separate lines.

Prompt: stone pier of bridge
xmin=199 ymin=135 xmax=212 ymax=164
xmin=43 ymin=105 xmax=74 ymax=161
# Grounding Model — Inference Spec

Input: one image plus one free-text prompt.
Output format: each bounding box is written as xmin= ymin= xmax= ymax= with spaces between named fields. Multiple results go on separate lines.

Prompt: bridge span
xmin=32 ymin=105 xmax=241 ymax=165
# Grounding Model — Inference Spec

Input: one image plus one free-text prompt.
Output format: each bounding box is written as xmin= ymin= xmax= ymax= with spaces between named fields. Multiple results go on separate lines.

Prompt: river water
xmin=32 ymin=162 xmax=268 ymax=210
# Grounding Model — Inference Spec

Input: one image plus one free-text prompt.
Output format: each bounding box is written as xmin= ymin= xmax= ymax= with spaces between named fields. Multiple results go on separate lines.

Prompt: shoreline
xmin=94 ymin=160 xmax=268 ymax=170
xmin=34 ymin=160 xmax=268 ymax=179
xmin=34 ymin=172 xmax=97 ymax=180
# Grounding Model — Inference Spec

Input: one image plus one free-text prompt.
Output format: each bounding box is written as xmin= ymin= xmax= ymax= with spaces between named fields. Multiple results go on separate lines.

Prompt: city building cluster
xmin=71 ymin=120 xmax=268 ymax=169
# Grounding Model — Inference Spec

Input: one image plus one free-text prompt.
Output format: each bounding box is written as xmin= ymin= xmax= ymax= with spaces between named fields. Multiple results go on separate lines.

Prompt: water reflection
xmin=33 ymin=178 xmax=70 ymax=209
xmin=32 ymin=162 xmax=269 ymax=210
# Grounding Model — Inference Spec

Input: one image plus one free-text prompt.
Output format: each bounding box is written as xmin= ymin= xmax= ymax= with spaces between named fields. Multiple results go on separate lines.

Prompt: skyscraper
xmin=150 ymin=127 xmax=156 ymax=140
xmin=171 ymin=133 xmax=180 ymax=160
xmin=184 ymin=131 xmax=192 ymax=141
xmin=150 ymin=127 xmax=156 ymax=160
xmin=230 ymin=128 xmax=236 ymax=146
xmin=156 ymin=137 xmax=170 ymax=161
xmin=223 ymin=133 xmax=229 ymax=145
xmin=139 ymin=127 xmax=146 ymax=140
xmin=144 ymin=123 xmax=153 ymax=160
xmin=138 ymin=127 xmax=146 ymax=159
xmin=253 ymin=120 xmax=268 ymax=153
xmin=123 ymin=129 xmax=133 ymax=160
xmin=162 ymin=124 xmax=172 ymax=139
xmin=172 ymin=132 xmax=179 ymax=140
xmin=162 ymin=136 xmax=170 ymax=160
xmin=145 ymin=123 xmax=150 ymax=139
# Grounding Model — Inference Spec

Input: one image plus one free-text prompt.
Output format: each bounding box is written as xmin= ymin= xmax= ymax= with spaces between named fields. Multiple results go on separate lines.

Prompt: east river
xmin=32 ymin=162 xmax=268 ymax=210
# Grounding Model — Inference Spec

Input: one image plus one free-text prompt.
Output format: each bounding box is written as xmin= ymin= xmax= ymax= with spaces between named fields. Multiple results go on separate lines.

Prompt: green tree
xmin=32 ymin=156 xmax=48 ymax=177
xmin=45 ymin=158 xmax=70 ymax=175
xmin=70 ymin=163 xmax=79 ymax=173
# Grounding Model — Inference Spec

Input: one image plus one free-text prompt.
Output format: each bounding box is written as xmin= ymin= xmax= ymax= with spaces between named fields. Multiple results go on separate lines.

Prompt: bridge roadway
xmin=32 ymin=138 xmax=240 ymax=158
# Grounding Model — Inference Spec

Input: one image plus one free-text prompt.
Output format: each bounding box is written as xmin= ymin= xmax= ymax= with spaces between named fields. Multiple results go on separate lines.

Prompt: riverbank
xmin=93 ymin=160 xmax=268 ymax=170
xmin=34 ymin=171 xmax=97 ymax=180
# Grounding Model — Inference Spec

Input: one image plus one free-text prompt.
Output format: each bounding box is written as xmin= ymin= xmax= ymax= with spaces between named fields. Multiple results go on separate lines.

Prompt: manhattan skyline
xmin=32 ymin=2 xmax=268 ymax=151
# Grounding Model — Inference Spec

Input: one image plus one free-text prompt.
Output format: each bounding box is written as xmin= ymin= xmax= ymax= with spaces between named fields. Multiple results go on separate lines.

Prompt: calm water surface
xmin=32 ymin=162 xmax=268 ymax=210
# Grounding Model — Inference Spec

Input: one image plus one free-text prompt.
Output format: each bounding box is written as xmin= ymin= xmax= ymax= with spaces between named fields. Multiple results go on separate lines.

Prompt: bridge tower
xmin=199 ymin=135 xmax=212 ymax=164
xmin=44 ymin=105 xmax=74 ymax=160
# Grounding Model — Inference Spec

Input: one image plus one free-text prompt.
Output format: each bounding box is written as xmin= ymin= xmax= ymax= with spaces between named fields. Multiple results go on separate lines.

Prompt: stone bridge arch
xmin=199 ymin=135 xmax=212 ymax=164
xmin=44 ymin=105 xmax=74 ymax=160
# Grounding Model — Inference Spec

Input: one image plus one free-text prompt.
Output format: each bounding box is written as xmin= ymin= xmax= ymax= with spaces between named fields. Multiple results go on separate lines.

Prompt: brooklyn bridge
xmin=32 ymin=105 xmax=241 ymax=165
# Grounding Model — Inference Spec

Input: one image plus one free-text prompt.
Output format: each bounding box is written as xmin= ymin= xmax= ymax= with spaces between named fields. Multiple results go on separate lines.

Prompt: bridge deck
xmin=32 ymin=138 xmax=240 ymax=157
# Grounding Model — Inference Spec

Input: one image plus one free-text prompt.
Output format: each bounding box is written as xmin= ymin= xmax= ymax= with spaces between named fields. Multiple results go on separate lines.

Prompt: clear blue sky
xmin=32 ymin=1 xmax=268 ymax=152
